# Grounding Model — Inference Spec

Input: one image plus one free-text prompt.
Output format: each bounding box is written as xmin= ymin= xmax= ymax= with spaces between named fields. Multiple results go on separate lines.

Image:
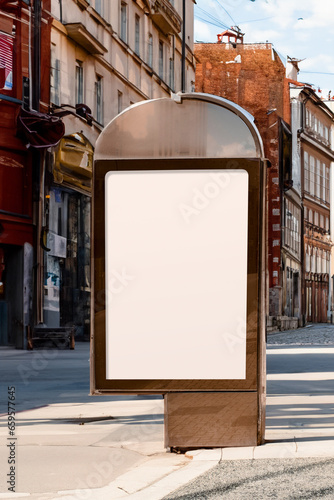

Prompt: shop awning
xmin=0 ymin=0 xmax=30 ymax=14
xmin=17 ymin=108 xmax=65 ymax=149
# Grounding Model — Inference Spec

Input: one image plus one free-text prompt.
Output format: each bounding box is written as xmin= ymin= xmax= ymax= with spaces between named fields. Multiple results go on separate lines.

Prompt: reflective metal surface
xmin=95 ymin=93 xmax=264 ymax=160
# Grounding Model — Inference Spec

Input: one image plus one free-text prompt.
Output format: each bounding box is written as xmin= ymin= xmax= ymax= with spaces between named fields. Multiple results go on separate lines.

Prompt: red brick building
xmin=195 ymin=34 xmax=294 ymax=327
xmin=0 ymin=0 xmax=54 ymax=347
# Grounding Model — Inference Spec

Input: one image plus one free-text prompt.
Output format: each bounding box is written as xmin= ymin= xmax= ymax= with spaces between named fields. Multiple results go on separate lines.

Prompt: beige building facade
xmin=50 ymin=0 xmax=196 ymax=125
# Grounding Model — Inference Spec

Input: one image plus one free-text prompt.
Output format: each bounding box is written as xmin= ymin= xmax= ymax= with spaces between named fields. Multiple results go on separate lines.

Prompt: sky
xmin=194 ymin=0 xmax=334 ymax=97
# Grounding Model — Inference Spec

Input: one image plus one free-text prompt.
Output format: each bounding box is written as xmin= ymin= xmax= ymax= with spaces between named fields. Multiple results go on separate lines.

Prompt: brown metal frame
xmin=91 ymin=157 xmax=266 ymax=397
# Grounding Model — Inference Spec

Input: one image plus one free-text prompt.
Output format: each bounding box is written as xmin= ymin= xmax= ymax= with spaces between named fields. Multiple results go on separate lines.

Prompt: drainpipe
xmin=299 ymin=96 xmax=308 ymax=325
xmin=181 ymin=0 xmax=186 ymax=93
xmin=32 ymin=0 xmax=43 ymax=324
xmin=59 ymin=0 xmax=63 ymax=23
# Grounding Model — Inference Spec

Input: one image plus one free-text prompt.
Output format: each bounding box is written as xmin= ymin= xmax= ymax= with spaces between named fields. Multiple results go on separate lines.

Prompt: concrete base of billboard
xmin=164 ymin=392 xmax=260 ymax=449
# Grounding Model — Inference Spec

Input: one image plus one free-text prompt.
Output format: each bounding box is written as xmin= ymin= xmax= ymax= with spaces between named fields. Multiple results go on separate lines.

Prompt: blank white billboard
xmin=105 ymin=170 xmax=248 ymax=380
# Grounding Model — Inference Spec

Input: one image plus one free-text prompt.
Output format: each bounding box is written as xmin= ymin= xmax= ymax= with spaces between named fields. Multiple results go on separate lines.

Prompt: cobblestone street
xmin=267 ymin=323 xmax=334 ymax=345
xmin=164 ymin=324 xmax=334 ymax=499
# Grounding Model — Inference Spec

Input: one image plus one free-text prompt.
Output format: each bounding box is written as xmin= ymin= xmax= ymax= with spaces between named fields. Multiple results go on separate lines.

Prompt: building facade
xmin=0 ymin=0 xmax=195 ymax=347
xmin=0 ymin=0 xmax=55 ymax=347
xmin=195 ymin=33 xmax=334 ymax=328
xmin=41 ymin=0 xmax=196 ymax=340
xmin=194 ymin=33 xmax=298 ymax=330
xmin=290 ymin=85 xmax=334 ymax=324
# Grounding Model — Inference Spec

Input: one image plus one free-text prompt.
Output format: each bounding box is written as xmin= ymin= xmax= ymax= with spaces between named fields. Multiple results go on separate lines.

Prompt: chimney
xmin=286 ymin=56 xmax=302 ymax=81
xmin=217 ymin=27 xmax=244 ymax=46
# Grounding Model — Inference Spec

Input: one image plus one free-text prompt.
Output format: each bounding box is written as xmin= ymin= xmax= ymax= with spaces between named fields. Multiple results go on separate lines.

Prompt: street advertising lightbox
xmin=91 ymin=93 xmax=267 ymax=448
xmin=105 ymin=169 xmax=248 ymax=381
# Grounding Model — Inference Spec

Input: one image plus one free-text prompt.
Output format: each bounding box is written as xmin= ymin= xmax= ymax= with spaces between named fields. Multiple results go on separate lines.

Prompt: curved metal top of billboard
xmin=95 ymin=93 xmax=264 ymax=160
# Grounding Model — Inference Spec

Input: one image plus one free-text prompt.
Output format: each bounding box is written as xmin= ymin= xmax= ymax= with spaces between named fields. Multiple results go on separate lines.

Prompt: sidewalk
xmin=0 ymin=326 xmax=334 ymax=499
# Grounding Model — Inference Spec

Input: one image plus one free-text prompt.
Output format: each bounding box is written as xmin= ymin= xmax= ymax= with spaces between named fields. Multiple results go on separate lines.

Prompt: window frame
xmin=135 ymin=13 xmax=140 ymax=56
xmin=75 ymin=60 xmax=84 ymax=105
xmin=95 ymin=74 xmax=103 ymax=125
xmin=117 ymin=90 xmax=123 ymax=114
xmin=309 ymin=155 xmax=315 ymax=196
xmin=50 ymin=44 xmax=60 ymax=106
xmin=284 ymin=198 xmax=300 ymax=256
xmin=147 ymin=33 xmax=153 ymax=68
xmin=120 ymin=2 xmax=127 ymax=43
xmin=315 ymin=159 xmax=321 ymax=199
xmin=93 ymin=0 xmax=103 ymax=16
xmin=0 ymin=30 xmax=15 ymax=96
xmin=304 ymin=151 xmax=309 ymax=193
xmin=158 ymin=40 xmax=164 ymax=80
xmin=169 ymin=57 xmax=174 ymax=90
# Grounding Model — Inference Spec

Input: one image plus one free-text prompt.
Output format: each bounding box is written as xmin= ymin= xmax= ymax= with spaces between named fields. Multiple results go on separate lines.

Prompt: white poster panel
xmin=105 ymin=170 xmax=248 ymax=380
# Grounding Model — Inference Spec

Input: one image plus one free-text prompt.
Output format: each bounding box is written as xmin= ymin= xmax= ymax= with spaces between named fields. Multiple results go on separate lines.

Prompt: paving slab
xmin=185 ymin=449 xmax=222 ymax=461
xmin=221 ymin=446 xmax=255 ymax=460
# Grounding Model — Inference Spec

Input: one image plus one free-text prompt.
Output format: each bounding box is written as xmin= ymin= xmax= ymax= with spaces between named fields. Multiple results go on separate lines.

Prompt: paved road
xmin=0 ymin=343 xmax=161 ymax=414
xmin=163 ymin=324 xmax=334 ymax=499
xmin=267 ymin=323 xmax=334 ymax=346
xmin=267 ymin=336 xmax=334 ymax=396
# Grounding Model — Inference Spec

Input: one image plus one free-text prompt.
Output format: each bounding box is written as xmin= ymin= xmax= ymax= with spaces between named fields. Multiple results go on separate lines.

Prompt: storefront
xmin=0 ymin=141 xmax=34 ymax=348
xmin=43 ymin=133 xmax=93 ymax=340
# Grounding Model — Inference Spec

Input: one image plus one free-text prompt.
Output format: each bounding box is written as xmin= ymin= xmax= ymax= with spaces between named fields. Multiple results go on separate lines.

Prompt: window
xmin=305 ymin=108 xmax=331 ymax=145
xmin=95 ymin=75 xmax=103 ymax=125
xmin=50 ymin=44 xmax=60 ymax=105
xmin=322 ymin=163 xmax=326 ymax=201
xmin=0 ymin=31 xmax=14 ymax=92
xmin=314 ymin=117 xmax=318 ymax=134
xmin=314 ymin=211 xmax=319 ymax=226
xmin=305 ymin=245 xmax=310 ymax=273
xmin=118 ymin=90 xmax=122 ymax=114
xmin=315 ymin=159 xmax=321 ymax=198
xmin=325 ymin=166 xmax=330 ymax=203
xmin=304 ymin=207 xmax=308 ymax=221
xmin=135 ymin=14 xmax=140 ymax=55
xmin=159 ymin=41 xmax=164 ymax=79
xmin=311 ymin=248 xmax=315 ymax=273
xmin=169 ymin=58 xmax=174 ymax=90
xmin=120 ymin=3 xmax=127 ymax=43
xmin=94 ymin=0 xmax=103 ymax=15
xmin=75 ymin=61 xmax=83 ymax=104
xmin=147 ymin=34 xmax=153 ymax=67
xmin=304 ymin=151 xmax=309 ymax=193
xmin=325 ymin=127 xmax=330 ymax=146
xmin=305 ymin=153 xmax=330 ymax=204
xmin=309 ymin=209 xmax=313 ymax=224
xmin=284 ymin=199 xmax=300 ymax=255
xmin=317 ymin=249 xmax=321 ymax=273
xmin=309 ymin=156 xmax=315 ymax=196
xmin=318 ymin=122 xmax=323 ymax=138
